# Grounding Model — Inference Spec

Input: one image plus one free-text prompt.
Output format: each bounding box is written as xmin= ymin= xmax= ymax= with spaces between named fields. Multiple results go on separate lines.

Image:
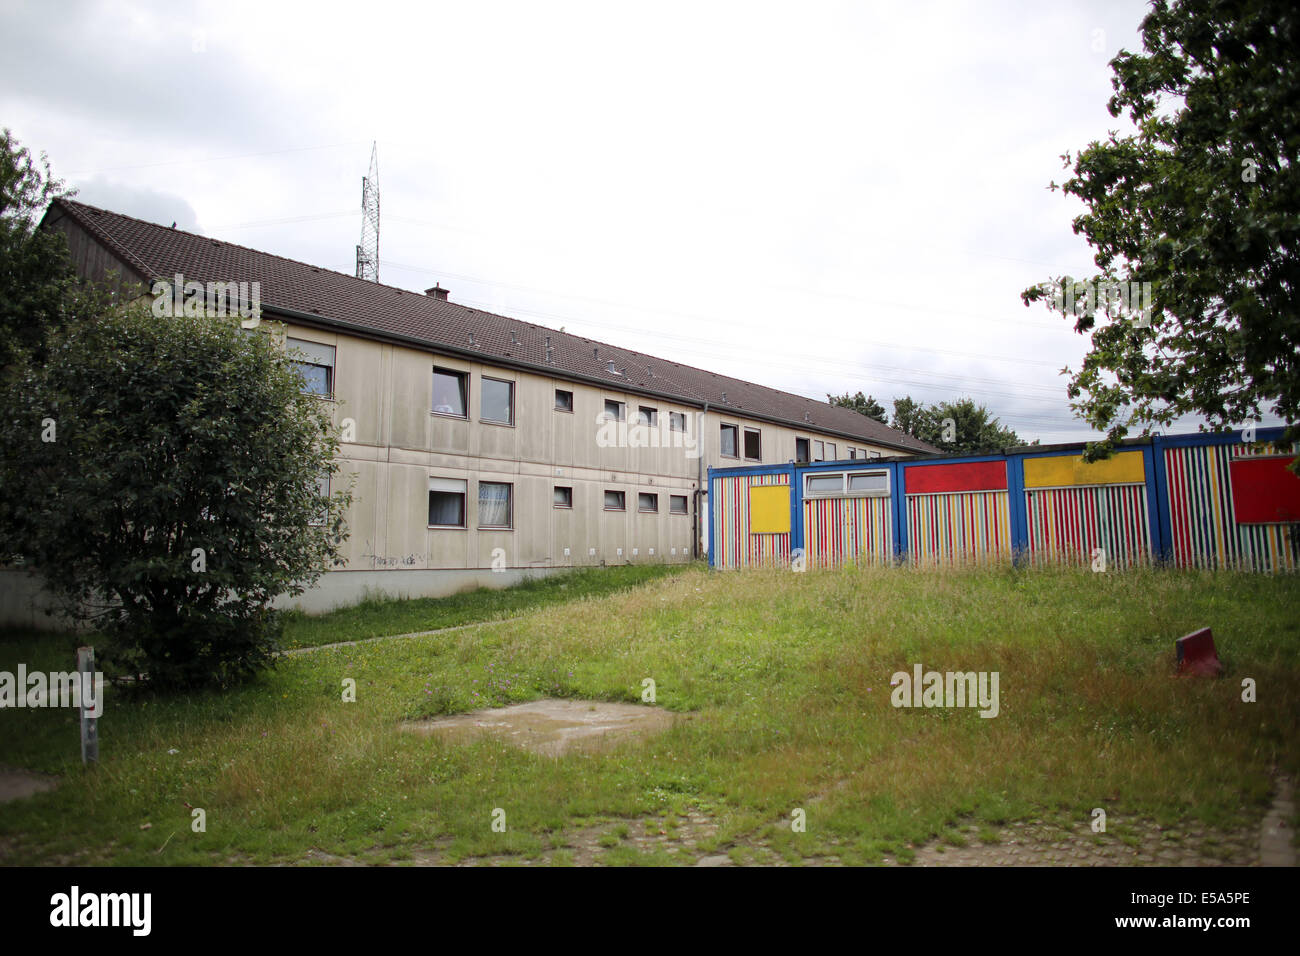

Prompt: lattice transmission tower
xmin=355 ymin=142 xmax=380 ymax=282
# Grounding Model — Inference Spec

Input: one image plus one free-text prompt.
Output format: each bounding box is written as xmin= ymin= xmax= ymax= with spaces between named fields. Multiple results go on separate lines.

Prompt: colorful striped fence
xmin=804 ymin=495 xmax=892 ymax=568
xmin=710 ymin=470 xmax=792 ymax=569
xmin=708 ymin=428 xmax=1300 ymax=573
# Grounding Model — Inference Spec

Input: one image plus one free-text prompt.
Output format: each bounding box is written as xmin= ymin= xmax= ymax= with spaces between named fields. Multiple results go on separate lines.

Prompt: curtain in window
xmin=294 ymin=362 xmax=330 ymax=396
xmin=479 ymin=482 xmax=511 ymax=526
xmin=428 ymin=492 xmax=464 ymax=526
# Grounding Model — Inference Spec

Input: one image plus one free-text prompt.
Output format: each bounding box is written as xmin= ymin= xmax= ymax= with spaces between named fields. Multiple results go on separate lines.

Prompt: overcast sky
xmin=2 ymin=0 xmax=1268 ymax=443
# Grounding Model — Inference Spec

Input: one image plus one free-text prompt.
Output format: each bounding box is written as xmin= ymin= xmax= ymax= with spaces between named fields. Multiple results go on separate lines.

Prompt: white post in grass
xmin=78 ymin=646 xmax=98 ymax=765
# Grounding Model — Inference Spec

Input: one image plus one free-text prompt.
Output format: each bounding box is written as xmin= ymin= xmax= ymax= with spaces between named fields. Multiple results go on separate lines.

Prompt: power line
xmin=380 ymin=258 xmax=1074 ymax=374
xmin=443 ymin=291 xmax=1072 ymax=399
xmin=380 ymin=251 xmax=1067 ymax=336
xmin=63 ymin=140 xmax=368 ymax=177
xmin=207 ymin=210 xmax=355 ymax=230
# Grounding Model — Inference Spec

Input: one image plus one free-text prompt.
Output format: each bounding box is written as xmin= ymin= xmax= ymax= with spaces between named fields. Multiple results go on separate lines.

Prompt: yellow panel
xmin=749 ymin=485 xmax=790 ymax=533
xmin=1023 ymin=450 xmax=1145 ymax=488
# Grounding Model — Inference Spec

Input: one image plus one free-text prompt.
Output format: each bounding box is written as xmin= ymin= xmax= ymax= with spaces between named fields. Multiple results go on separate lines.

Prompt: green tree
xmin=890 ymin=395 xmax=1030 ymax=453
xmin=0 ymin=129 xmax=78 ymax=370
xmin=890 ymin=396 xmax=936 ymax=439
xmin=1022 ymin=0 xmax=1300 ymax=459
xmin=0 ymin=303 xmax=353 ymax=689
xmin=828 ymin=390 xmax=888 ymax=423
xmin=926 ymin=398 xmax=1030 ymax=454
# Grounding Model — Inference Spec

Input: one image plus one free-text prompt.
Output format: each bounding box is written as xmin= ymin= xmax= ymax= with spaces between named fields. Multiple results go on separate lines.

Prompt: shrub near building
xmin=0 ymin=302 xmax=352 ymax=690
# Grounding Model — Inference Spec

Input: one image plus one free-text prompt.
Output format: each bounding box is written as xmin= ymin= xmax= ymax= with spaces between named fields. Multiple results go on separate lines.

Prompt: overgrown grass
xmin=1 ymin=563 xmax=1296 ymax=866
xmin=279 ymin=563 xmax=689 ymax=649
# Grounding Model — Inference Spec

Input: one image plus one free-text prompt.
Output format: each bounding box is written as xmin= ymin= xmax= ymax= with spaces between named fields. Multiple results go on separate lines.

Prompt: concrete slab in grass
xmin=0 ymin=767 xmax=58 ymax=804
xmin=403 ymin=698 xmax=681 ymax=757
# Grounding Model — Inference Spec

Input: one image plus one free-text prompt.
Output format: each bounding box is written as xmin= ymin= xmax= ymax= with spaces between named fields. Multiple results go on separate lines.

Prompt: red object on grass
xmin=1175 ymin=628 xmax=1222 ymax=677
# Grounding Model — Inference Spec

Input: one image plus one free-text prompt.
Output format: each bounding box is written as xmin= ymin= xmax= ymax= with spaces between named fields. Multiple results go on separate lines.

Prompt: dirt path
xmin=281 ymin=616 xmax=530 ymax=657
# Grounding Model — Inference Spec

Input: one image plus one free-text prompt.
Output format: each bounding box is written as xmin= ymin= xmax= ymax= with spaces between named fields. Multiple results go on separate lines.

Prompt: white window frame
xmin=803 ymin=469 xmax=891 ymax=499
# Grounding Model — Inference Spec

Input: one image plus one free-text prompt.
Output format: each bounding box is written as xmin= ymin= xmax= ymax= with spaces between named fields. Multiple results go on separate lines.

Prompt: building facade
xmin=0 ymin=199 xmax=935 ymax=621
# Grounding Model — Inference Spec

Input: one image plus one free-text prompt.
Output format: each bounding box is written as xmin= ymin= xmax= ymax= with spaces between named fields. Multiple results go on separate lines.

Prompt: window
xmin=604 ymin=399 xmax=625 ymax=422
xmin=848 ymin=447 xmax=858 ymax=460
xmin=433 ymin=368 xmax=468 ymax=417
xmin=720 ymin=423 xmax=739 ymax=457
xmin=604 ymin=490 xmax=626 ymax=510
xmin=287 ymin=338 xmax=335 ymax=398
xmin=803 ymin=470 xmax=890 ymax=498
xmin=555 ymin=389 xmax=574 ymax=412
xmin=670 ymin=495 xmax=688 ymax=514
xmin=669 ymin=412 xmax=686 ymax=432
xmin=805 ymin=475 xmax=844 ymax=497
xmin=868 ymin=450 xmax=882 ymax=459
xmin=848 ymin=471 xmax=890 ymax=495
xmin=638 ymin=492 xmax=658 ymax=512
xmin=428 ymin=477 xmax=467 ymax=527
xmin=796 ymin=437 xmax=810 ymax=462
xmin=637 ymin=406 xmax=657 ymax=426
xmin=482 ymin=377 xmax=514 ymax=425
xmin=826 ymin=442 xmax=837 ymax=460
xmin=309 ymin=473 xmax=330 ymax=526
xmin=743 ymin=428 xmax=762 ymax=460
xmin=813 ymin=440 xmax=825 ymax=461
xmin=478 ymin=481 xmax=512 ymax=528
xmin=553 ymin=485 xmax=573 ymax=508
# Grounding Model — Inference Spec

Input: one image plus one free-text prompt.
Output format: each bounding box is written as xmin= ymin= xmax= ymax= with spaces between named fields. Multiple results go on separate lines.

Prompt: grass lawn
xmin=1 ymin=562 xmax=1296 ymax=866
xmin=279 ymin=563 xmax=689 ymax=649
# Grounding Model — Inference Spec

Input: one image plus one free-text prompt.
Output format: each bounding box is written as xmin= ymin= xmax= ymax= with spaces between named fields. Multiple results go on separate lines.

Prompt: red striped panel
xmin=905 ymin=461 xmax=1007 ymax=495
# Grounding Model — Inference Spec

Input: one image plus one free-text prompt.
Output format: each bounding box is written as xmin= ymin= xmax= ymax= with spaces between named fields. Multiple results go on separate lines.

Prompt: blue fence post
xmin=1007 ymin=452 xmax=1029 ymax=566
xmin=1146 ymin=438 xmax=1170 ymax=565
xmin=892 ymin=461 xmax=908 ymax=563
xmin=705 ymin=466 xmax=715 ymax=569
xmin=787 ymin=463 xmax=800 ymax=564
xmin=790 ymin=464 xmax=804 ymax=562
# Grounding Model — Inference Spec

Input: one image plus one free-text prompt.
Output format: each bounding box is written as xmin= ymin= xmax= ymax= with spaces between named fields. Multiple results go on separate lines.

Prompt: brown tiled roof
xmin=47 ymin=198 xmax=937 ymax=454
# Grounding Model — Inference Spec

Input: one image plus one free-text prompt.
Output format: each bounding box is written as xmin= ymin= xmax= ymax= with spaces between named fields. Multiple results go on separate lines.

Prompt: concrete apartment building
xmin=16 ymin=199 xmax=935 ymax=614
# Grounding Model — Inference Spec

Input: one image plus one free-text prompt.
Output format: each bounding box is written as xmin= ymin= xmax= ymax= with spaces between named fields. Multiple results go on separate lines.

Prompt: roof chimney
xmin=607 ymin=360 xmax=617 ymax=374
xmin=426 ymin=283 xmax=450 ymax=301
